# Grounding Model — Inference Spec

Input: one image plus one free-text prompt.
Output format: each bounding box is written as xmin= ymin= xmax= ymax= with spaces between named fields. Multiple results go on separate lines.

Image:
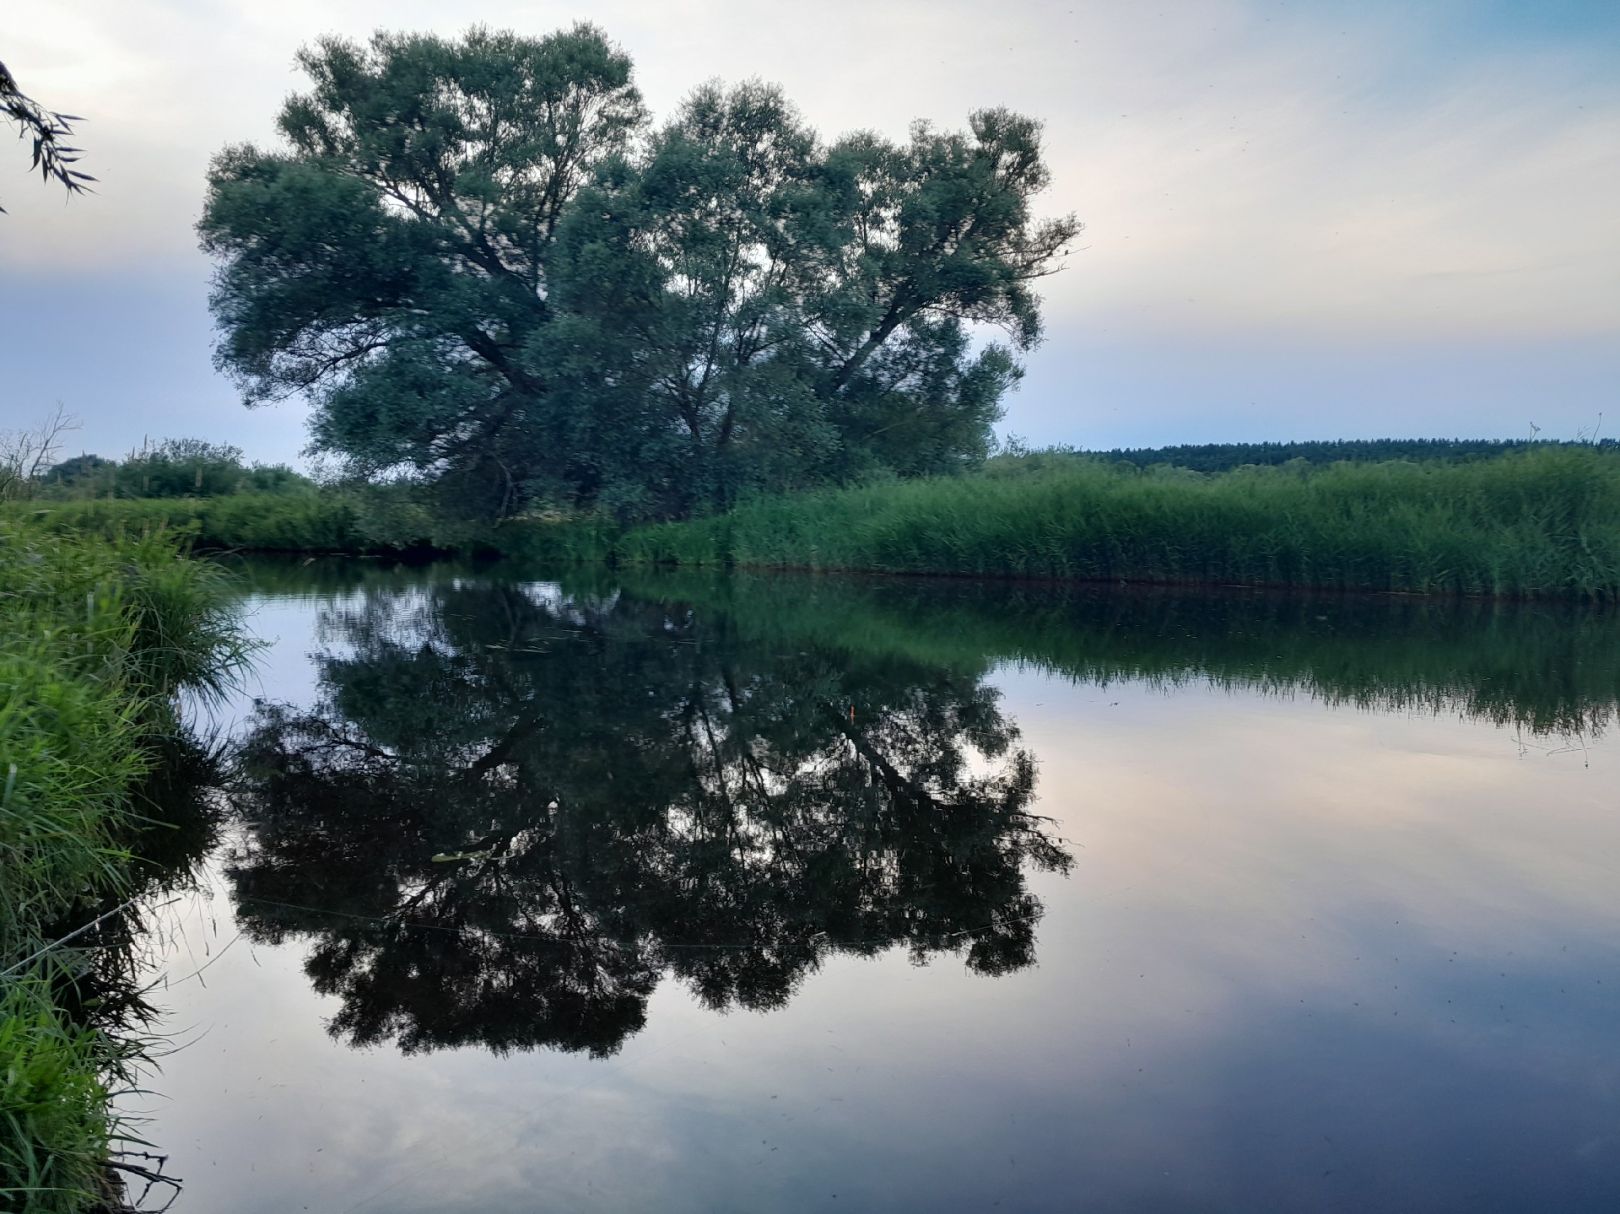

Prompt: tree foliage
xmin=0 ymin=57 xmax=93 ymax=213
xmin=200 ymin=24 xmax=1075 ymax=520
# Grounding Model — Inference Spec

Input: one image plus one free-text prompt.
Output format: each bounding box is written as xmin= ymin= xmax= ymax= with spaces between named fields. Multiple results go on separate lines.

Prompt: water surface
xmin=133 ymin=563 xmax=1620 ymax=1212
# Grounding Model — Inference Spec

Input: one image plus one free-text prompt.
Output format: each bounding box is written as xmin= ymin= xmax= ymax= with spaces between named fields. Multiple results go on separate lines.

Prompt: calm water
xmin=127 ymin=562 xmax=1620 ymax=1212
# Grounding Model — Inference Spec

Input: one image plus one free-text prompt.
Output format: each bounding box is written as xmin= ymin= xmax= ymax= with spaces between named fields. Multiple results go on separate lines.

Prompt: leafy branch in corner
xmin=1 ymin=56 xmax=94 ymax=212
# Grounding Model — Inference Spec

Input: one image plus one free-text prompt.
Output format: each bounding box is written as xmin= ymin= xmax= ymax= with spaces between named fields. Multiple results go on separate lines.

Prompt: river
xmin=119 ymin=560 xmax=1620 ymax=1212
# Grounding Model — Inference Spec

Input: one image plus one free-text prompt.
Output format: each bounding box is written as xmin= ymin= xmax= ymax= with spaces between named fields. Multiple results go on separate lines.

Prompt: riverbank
xmin=17 ymin=446 xmax=1620 ymax=599
xmin=11 ymin=493 xmax=384 ymax=554
xmin=0 ymin=520 xmax=249 ymax=1213
xmin=13 ymin=489 xmax=505 ymax=558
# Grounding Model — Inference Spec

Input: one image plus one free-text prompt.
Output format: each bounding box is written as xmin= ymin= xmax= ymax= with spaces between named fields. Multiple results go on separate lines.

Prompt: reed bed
xmin=614 ymin=448 xmax=1620 ymax=599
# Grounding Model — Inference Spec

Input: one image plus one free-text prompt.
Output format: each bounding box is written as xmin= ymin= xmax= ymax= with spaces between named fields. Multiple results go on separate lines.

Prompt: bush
xmin=39 ymin=438 xmax=318 ymax=501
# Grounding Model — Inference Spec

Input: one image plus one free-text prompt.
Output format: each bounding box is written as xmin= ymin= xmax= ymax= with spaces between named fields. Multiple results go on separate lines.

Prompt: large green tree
xmin=200 ymin=25 xmax=1076 ymax=519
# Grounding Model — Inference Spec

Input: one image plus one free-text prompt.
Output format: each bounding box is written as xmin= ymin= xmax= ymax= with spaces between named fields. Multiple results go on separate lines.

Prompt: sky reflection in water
xmin=135 ymin=565 xmax=1620 ymax=1212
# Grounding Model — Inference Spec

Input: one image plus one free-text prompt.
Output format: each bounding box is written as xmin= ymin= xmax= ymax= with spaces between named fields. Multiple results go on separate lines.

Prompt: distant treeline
xmin=35 ymin=438 xmax=314 ymax=500
xmin=1075 ymin=437 xmax=1618 ymax=474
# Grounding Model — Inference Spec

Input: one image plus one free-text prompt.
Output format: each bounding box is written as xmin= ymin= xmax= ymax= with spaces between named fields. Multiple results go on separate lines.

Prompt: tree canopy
xmin=200 ymin=24 xmax=1076 ymax=520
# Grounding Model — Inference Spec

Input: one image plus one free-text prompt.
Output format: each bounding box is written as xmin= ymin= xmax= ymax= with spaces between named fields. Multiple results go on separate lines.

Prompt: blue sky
xmin=1430 ymin=0 xmax=1620 ymax=46
xmin=2 ymin=0 xmax=1616 ymax=467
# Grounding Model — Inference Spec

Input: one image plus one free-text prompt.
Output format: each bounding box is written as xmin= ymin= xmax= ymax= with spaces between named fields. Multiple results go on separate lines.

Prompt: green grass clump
xmin=1 ymin=517 xmax=251 ymax=1212
xmin=0 ymin=638 xmax=142 ymax=964
xmin=0 ymin=982 xmax=117 ymax=1213
xmin=613 ymin=447 xmax=1620 ymax=599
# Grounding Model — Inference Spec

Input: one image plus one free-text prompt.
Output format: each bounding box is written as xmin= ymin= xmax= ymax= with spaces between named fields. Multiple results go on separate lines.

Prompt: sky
xmin=2 ymin=0 xmax=1617 ymax=468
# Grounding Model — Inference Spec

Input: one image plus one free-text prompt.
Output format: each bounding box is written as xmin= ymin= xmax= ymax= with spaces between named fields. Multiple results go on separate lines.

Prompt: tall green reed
xmin=612 ymin=448 xmax=1620 ymax=599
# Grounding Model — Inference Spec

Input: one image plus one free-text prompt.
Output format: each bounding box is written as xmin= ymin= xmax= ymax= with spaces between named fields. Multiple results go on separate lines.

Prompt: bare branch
xmin=0 ymin=403 xmax=80 ymax=500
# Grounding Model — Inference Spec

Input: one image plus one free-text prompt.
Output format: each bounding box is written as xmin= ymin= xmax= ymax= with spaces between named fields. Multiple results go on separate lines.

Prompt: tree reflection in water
xmin=227 ymin=581 xmax=1070 ymax=1057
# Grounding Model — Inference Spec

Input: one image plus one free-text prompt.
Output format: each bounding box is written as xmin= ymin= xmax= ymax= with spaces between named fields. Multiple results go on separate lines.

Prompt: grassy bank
xmin=8 ymin=489 xmax=489 ymax=556
xmin=11 ymin=493 xmax=370 ymax=553
xmin=606 ymin=448 xmax=1620 ymax=599
xmin=21 ymin=447 xmax=1620 ymax=600
xmin=0 ymin=519 xmax=248 ymax=1212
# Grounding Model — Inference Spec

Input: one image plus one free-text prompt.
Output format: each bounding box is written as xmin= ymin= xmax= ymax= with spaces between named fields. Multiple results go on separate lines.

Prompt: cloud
xmin=2 ymin=1 xmax=1615 ymax=457
xmin=5 ymin=1 xmax=1616 ymax=336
